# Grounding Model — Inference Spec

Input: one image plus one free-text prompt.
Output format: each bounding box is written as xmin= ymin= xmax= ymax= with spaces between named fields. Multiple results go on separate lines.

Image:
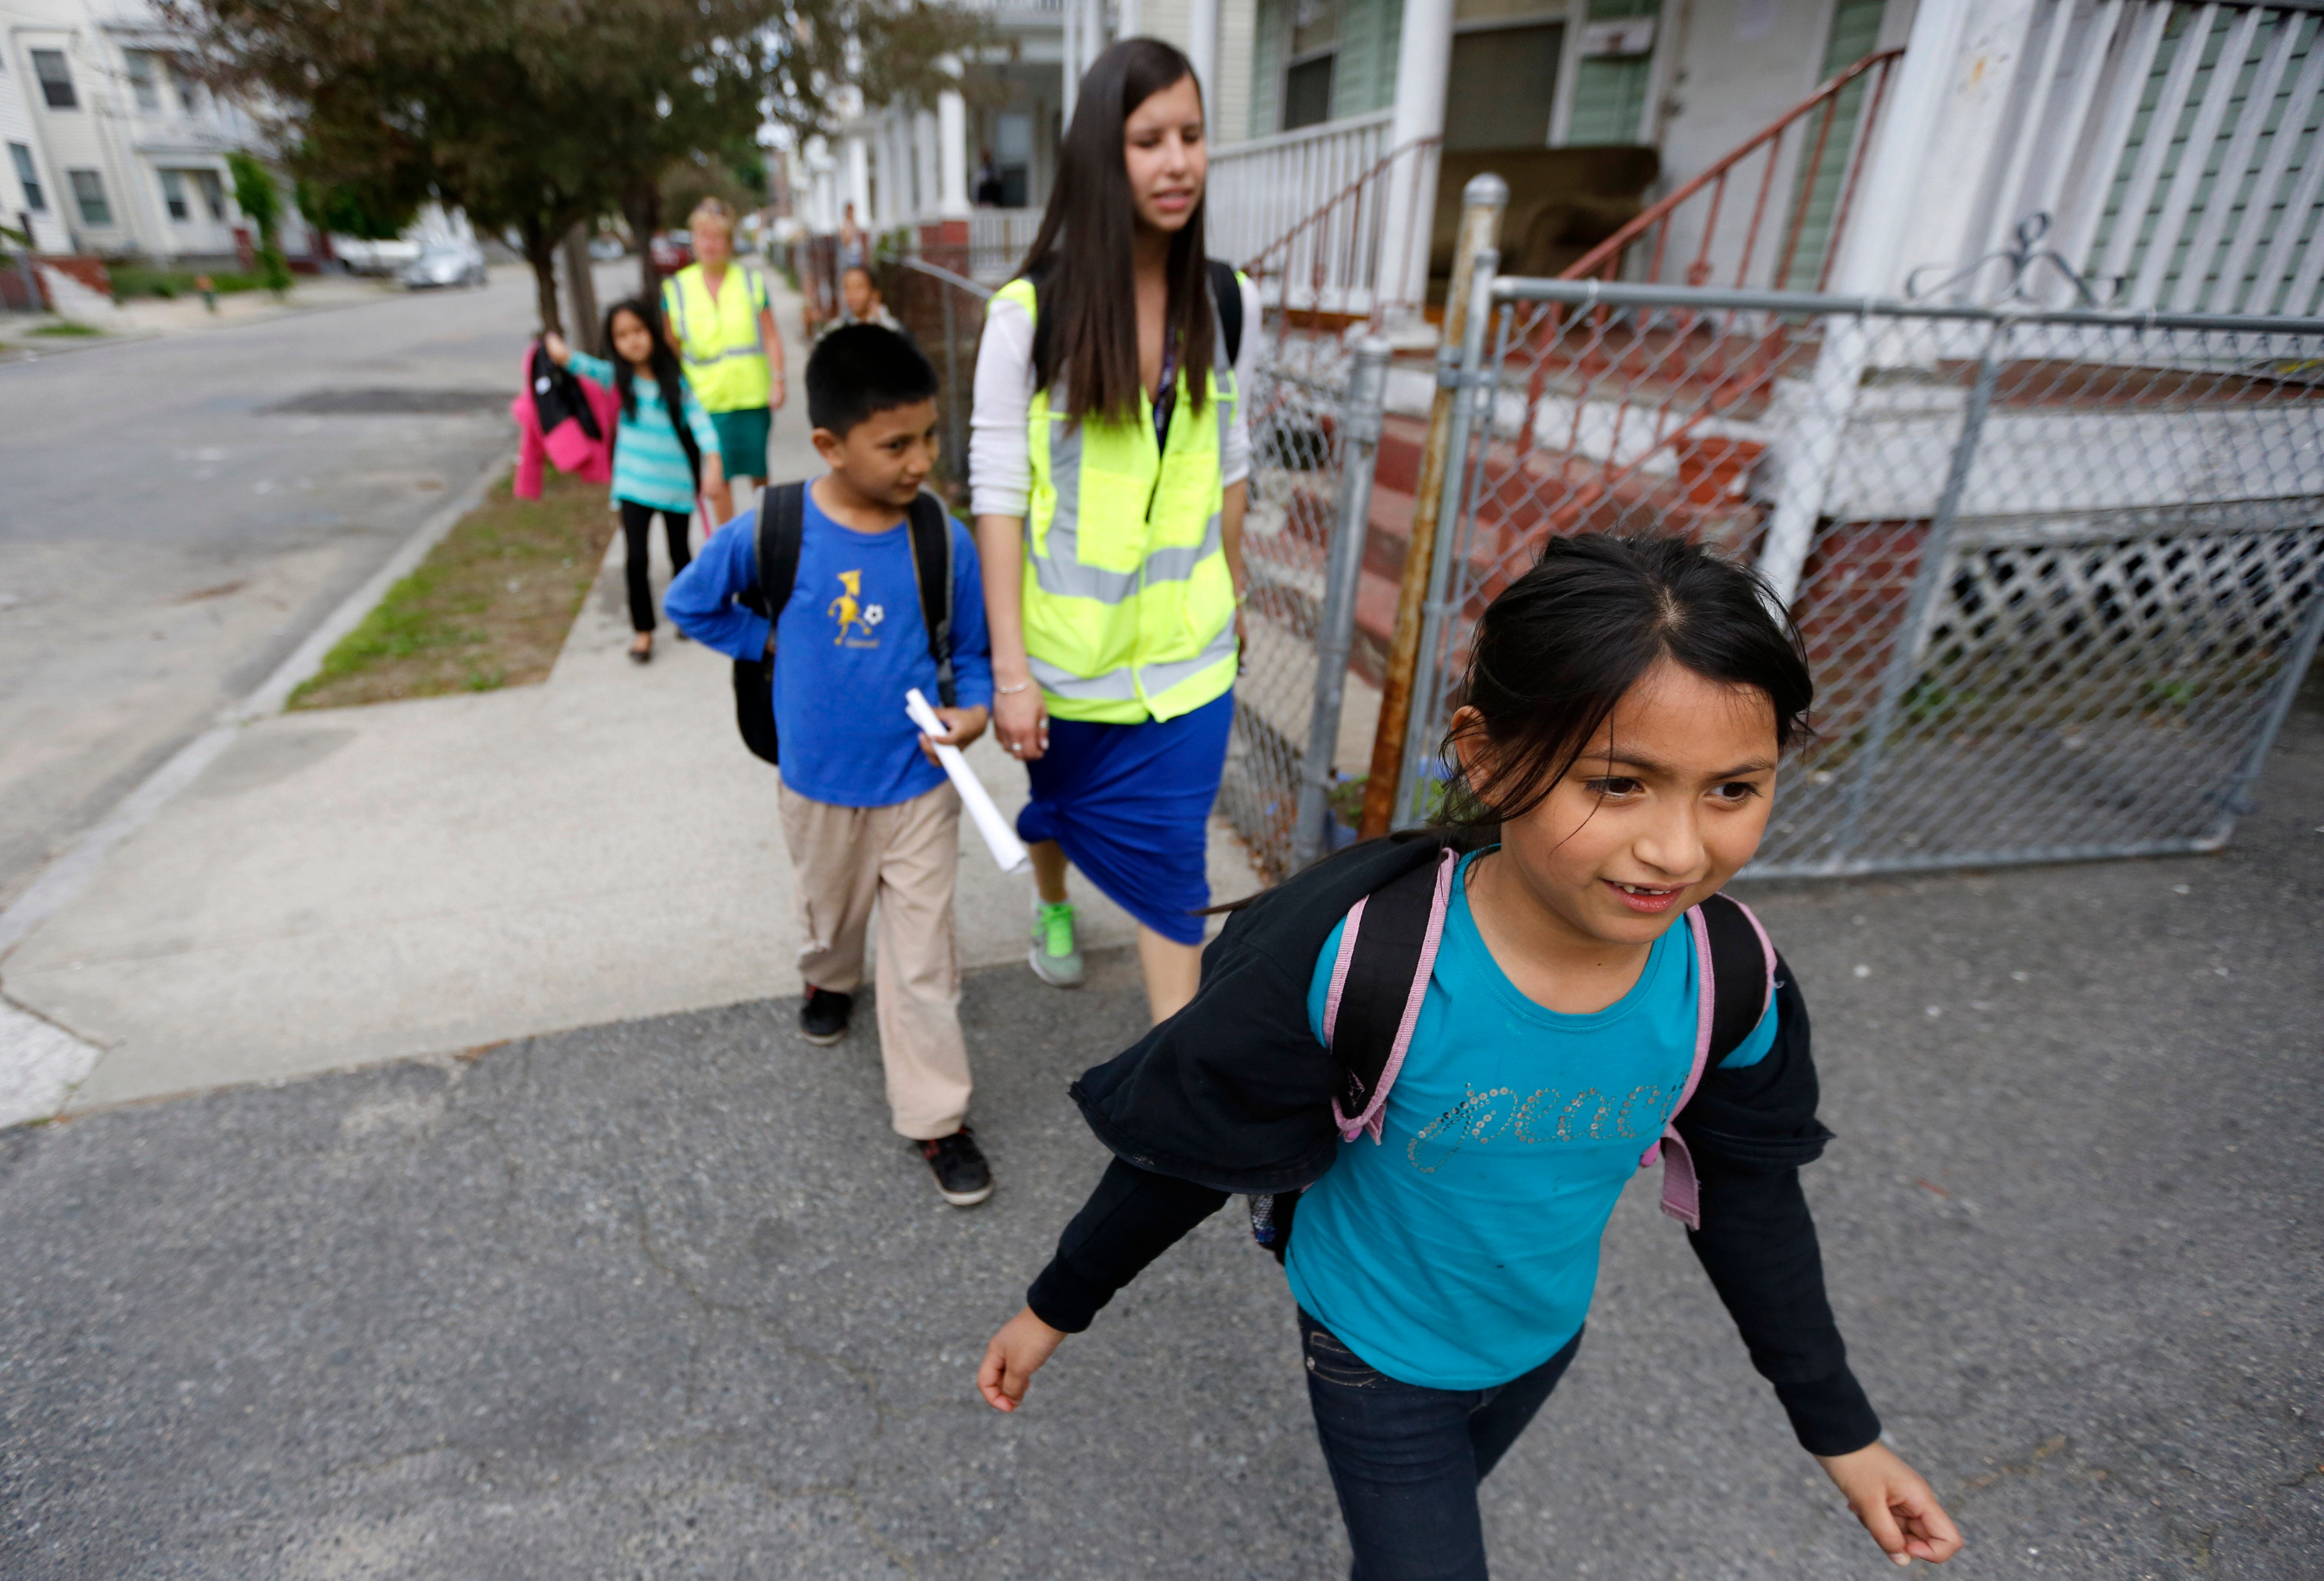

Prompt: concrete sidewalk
xmin=0 ymin=277 xmax=1259 ymax=1118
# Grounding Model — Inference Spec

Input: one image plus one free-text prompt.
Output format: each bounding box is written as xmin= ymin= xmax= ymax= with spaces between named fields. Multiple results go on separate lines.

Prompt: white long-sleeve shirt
xmin=968 ymin=272 xmax=1262 ymax=520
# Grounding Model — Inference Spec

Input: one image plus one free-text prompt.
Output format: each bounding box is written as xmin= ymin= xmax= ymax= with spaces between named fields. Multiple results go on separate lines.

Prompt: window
xmin=10 ymin=143 xmax=44 ymax=212
xmin=167 ymin=58 xmax=199 ymax=113
xmin=1444 ymin=21 xmax=1563 ymax=151
xmin=161 ymin=168 xmax=189 ymax=221
xmin=31 ymin=49 xmax=76 ymax=110
xmin=126 ymin=50 xmax=160 ymax=112
xmin=192 ymin=167 xmax=225 ymax=219
xmin=1282 ymin=0 xmax=1339 ymax=131
xmin=68 ymin=168 xmax=110 ymax=226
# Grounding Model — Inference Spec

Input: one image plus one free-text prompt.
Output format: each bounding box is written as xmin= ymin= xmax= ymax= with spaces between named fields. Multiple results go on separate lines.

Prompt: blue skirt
xmin=1017 ymin=691 xmax=1234 ymax=946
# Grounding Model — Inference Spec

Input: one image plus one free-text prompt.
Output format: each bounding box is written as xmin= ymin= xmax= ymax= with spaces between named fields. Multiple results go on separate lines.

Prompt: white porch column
xmin=1187 ymin=0 xmax=1220 ymax=133
xmin=1755 ymin=0 xmax=1984 ymax=608
xmin=1120 ymin=0 xmax=1143 ymax=38
xmin=915 ymin=108 xmax=941 ymax=223
xmin=844 ymin=133 xmax=873 ymax=229
xmin=938 ymin=63 xmax=972 ymax=219
xmin=871 ymin=116 xmax=899 ymax=229
xmin=1379 ymin=0 xmax=1454 ymax=321
xmin=1063 ymin=0 xmax=1082 ymax=128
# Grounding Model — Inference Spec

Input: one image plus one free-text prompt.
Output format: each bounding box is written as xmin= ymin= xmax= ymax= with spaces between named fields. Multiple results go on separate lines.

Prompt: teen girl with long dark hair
xmin=547 ymin=299 xmax=730 ymax=661
xmin=979 ymin=536 xmax=1965 ymax=1578
xmin=970 ymin=38 xmax=1262 ymax=1023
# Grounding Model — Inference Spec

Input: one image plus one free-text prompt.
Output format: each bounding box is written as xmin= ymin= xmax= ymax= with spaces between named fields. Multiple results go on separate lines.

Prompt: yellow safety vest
xmin=996 ymin=275 xmax=1241 ymax=724
xmin=662 ymin=263 xmax=771 ymax=412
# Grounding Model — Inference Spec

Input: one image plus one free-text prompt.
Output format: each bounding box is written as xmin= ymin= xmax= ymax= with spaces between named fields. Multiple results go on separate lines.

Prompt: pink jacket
xmin=511 ymin=344 xmax=620 ymax=498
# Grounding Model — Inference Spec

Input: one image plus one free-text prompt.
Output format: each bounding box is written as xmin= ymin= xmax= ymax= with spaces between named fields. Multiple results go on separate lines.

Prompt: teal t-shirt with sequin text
xmin=1283 ymin=850 xmax=1776 ymax=1390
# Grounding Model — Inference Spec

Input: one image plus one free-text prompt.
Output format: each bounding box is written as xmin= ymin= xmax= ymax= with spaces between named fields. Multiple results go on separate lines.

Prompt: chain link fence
xmin=1402 ymin=274 xmax=2324 ymax=876
xmin=867 ymin=247 xmax=1380 ymax=880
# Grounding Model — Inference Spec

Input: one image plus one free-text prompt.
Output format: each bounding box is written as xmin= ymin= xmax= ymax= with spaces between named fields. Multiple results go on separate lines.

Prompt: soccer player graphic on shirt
xmin=829 ymin=570 xmax=882 ymax=645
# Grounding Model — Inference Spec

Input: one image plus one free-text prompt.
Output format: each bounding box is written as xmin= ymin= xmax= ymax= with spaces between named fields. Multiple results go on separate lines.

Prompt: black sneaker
xmin=799 ymin=986 xmax=852 ymax=1046
xmin=918 ymin=1127 xmax=994 ymax=1208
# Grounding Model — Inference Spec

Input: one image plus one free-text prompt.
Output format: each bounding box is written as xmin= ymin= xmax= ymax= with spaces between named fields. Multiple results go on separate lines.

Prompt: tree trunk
xmin=623 ymin=180 xmax=662 ymax=302
xmin=522 ymin=219 xmax=563 ymax=338
xmin=561 ymin=224 xmax=600 ymax=354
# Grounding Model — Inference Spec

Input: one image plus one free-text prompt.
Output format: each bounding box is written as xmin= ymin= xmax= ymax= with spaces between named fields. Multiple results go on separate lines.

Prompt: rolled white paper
xmin=905 ymin=687 xmax=1032 ymax=875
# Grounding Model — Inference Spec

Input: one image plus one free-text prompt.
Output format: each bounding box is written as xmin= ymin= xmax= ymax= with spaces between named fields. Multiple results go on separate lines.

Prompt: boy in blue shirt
xmin=667 ymin=326 xmax=997 ymax=1207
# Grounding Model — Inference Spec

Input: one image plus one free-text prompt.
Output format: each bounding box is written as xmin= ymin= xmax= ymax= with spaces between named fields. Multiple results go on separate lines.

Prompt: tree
xmin=226 ymin=151 xmax=292 ymax=296
xmin=173 ymin=0 xmax=991 ymax=329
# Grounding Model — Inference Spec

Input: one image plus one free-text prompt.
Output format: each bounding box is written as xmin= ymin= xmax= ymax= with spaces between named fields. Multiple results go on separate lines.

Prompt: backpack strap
xmin=902 ymin=492 xmax=957 ymax=707
xmin=1207 ymin=258 xmax=1243 ymax=368
xmin=1645 ymin=891 xmax=1777 ymax=1229
xmin=749 ymin=482 xmax=807 ymax=637
xmin=1323 ymin=846 xmax=1459 ymax=1143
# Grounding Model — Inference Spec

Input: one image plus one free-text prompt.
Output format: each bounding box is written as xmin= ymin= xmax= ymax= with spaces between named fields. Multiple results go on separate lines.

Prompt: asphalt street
xmin=0 ymin=263 xmax=643 ymax=909
xmin=1 ymin=689 xmax=2317 ymax=1578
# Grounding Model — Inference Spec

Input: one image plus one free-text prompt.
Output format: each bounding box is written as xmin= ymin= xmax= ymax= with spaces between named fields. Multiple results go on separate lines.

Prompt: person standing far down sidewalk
xmin=665 ymin=326 xmax=999 ymax=1208
xmin=970 ymin=38 xmax=1261 ymax=1025
xmin=663 ymin=197 xmax=786 ymax=511
xmin=543 ymin=299 xmax=731 ymax=663
xmin=978 ymin=537 xmax=1966 ymax=1578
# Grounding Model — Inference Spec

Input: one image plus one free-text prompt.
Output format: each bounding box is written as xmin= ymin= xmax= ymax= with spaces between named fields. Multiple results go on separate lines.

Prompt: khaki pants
xmin=779 ymin=781 xmax=971 ymax=1140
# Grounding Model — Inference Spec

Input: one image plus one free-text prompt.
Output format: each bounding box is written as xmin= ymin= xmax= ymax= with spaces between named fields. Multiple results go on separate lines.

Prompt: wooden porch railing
xmin=1212 ymin=113 xmax=1440 ymax=328
xmin=1511 ymin=49 xmax=1905 ymax=521
xmin=1560 ymin=47 xmax=1903 ymax=290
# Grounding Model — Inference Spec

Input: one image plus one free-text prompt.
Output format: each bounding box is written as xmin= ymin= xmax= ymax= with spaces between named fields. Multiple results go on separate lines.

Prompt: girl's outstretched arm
xmin=978 ymin=1307 xmax=1067 ymax=1412
xmin=1817 ymin=1442 xmax=1964 ymax=1565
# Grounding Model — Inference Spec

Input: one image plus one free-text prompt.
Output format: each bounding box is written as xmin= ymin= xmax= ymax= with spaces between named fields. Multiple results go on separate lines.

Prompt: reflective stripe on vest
xmin=997 ymin=275 xmax=1241 ymax=725
xmin=664 ymin=265 xmax=770 ymax=412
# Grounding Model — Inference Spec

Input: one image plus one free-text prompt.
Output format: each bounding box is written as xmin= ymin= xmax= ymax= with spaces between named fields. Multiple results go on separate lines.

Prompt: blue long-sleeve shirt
xmin=667 ymin=487 xmax=994 ymax=808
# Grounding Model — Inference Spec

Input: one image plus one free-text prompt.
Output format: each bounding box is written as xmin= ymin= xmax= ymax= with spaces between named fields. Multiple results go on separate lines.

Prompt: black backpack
xmin=1247 ymin=847 xmax=1777 ymax=1262
xmin=729 ymin=481 xmax=958 ymax=766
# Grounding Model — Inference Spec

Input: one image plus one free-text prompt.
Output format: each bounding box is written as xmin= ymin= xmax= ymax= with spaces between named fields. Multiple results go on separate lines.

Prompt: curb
xmin=0 ymin=451 xmax=514 ymax=967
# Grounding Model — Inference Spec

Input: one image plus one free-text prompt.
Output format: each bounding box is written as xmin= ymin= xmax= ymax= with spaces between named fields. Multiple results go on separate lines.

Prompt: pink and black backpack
xmin=1249 ymin=846 xmax=1776 ymax=1259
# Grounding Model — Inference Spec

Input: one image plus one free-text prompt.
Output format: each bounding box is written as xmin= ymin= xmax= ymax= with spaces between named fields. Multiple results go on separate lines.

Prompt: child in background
xmin=839 ymin=265 xmax=904 ymax=336
xmin=979 ymin=536 xmax=1964 ymax=1576
xmin=544 ymin=299 xmax=730 ymax=663
xmin=665 ymin=326 xmax=999 ymax=1207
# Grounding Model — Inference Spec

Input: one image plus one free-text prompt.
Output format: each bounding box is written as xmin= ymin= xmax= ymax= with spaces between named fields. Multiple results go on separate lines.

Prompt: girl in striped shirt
xmin=546 ymin=299 xmax=732 ymax=662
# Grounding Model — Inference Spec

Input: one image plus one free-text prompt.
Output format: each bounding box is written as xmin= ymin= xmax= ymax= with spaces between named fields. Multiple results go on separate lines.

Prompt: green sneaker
xmin=1029 ymin=899 xmax=1085 ymax=989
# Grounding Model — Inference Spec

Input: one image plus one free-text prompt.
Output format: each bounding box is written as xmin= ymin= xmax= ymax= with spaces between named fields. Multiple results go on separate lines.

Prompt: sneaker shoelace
xmin=1037 ymin=901 xmax=1075 ymax=958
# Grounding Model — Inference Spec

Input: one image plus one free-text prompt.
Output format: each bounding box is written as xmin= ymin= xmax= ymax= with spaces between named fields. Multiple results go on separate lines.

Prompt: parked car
xmin=587 ymin=234 xmax=628 ymax=262
xmin=402 ymin=239 xmax=489 ymax=290
xmin=332 ymin=236 xmax=421 ymax=276
xmin=648 ymin=232 xmax=693 ymax=276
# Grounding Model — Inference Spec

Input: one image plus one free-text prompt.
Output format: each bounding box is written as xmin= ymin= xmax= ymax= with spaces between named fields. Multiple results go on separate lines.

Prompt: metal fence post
xmin=941 ymin=283 xmax=962 ymax=483
xmin=1396 ymin=250 xmax=1501 ymax=830
xmin=1829 ymin=313 xmax=2013 ymax=867
xmin=1359 ymin=173 xmax=1507 ymax=837
xmin=1292 ymin=336 xmax=1393 ymax=869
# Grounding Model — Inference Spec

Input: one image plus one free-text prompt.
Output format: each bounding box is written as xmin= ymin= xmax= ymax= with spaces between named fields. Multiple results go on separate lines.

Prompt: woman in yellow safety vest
xmin=971 ymin=39 xmax=1260 ymax=1023
xmin=662 ymin=198 xmax=787 ymax=502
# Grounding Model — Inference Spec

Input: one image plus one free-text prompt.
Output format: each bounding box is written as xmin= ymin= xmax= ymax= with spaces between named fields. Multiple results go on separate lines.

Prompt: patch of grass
xmin=109 ymin=266 xmax=265 ymax=300
xmin=289 ymin=469 xmax=618 ymax=709
xmin=31 ymin=321 xmax=103 ymax=337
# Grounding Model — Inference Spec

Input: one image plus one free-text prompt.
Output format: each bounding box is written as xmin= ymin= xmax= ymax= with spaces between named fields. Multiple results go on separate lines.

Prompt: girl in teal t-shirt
xmin=980 ymin=535 xmax=1965 ymax=1578
xmin=545 ymin=298 xmax=729 ymax=662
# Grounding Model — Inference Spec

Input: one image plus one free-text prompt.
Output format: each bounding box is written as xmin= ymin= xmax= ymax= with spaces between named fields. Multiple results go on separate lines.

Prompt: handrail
xmin=1560 ymin=47 xmax=1903 ymax=288
xmin=890 ymin=253 xmax=992 ymax=300
xmin=1238 ymin=133 xmax=1438 ymax=277
xmin=1213 ymin=108 xmax=1396 ymax=162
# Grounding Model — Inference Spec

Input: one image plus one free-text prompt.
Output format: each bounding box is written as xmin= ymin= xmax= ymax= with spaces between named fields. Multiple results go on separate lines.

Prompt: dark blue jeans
xmin=1299 ymin=1310 xmax=1583 ymax=1581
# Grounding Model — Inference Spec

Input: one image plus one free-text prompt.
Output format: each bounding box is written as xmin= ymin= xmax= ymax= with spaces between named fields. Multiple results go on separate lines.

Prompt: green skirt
xmin=708 ymin=405 xmax=771 ymax=481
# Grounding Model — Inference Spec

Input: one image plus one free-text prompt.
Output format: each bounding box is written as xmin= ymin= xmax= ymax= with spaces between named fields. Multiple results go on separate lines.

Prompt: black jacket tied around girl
xmin=1034 ymin=831 xmax=1881 ymax=1455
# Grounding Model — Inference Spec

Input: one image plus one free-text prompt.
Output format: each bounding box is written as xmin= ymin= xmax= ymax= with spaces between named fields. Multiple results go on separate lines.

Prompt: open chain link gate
xmin=1389 ymin=272 xmax=2324 ymax=877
